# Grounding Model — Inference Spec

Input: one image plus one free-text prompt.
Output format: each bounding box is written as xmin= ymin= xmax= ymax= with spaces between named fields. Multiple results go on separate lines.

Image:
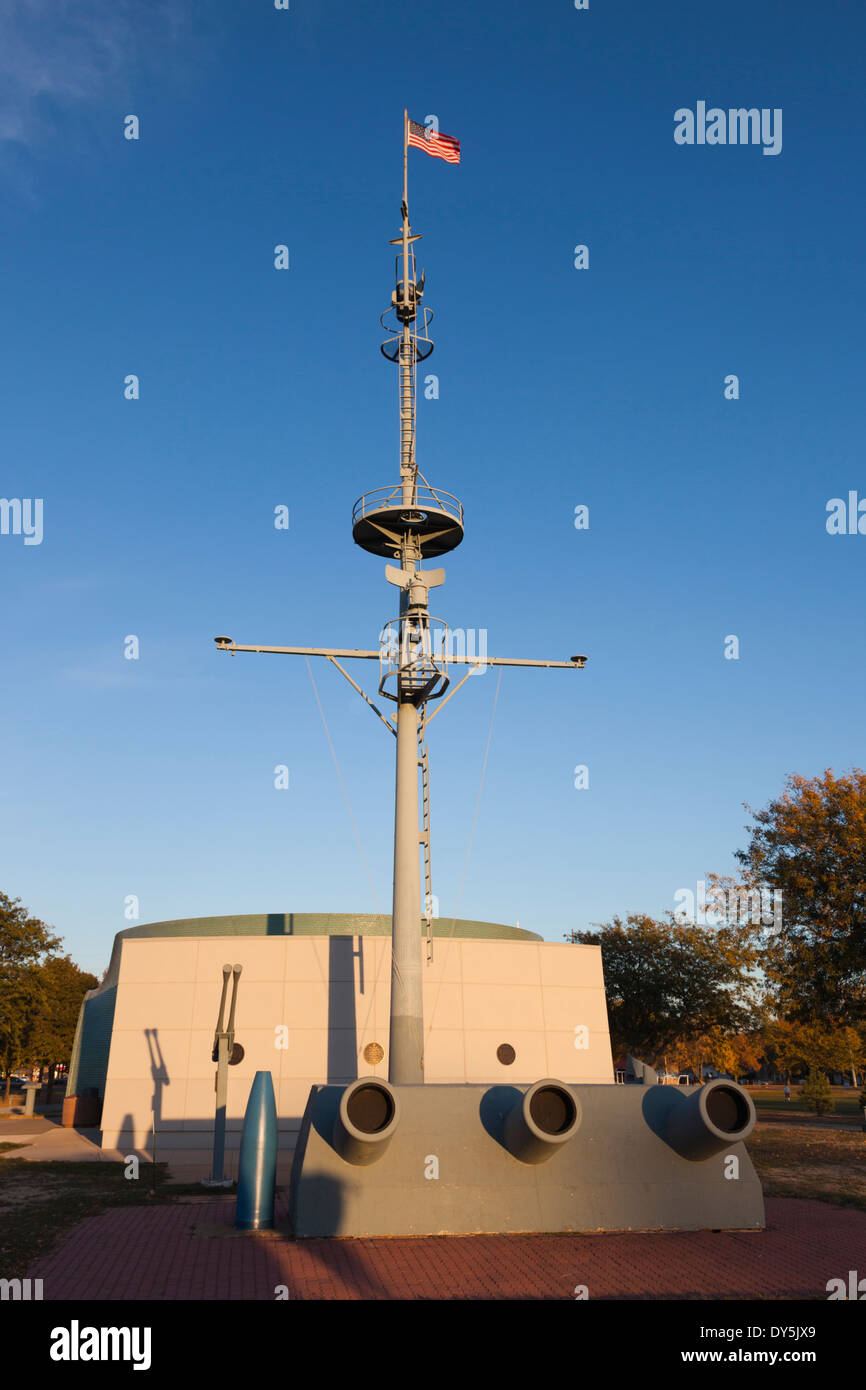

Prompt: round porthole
xmin=497 ymin=1043 xmax=516 ymax=1065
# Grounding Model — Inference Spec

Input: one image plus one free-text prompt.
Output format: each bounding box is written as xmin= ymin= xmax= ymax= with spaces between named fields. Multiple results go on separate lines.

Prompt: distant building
xmin=612 ymin=1054 xmax=658 ymax=1085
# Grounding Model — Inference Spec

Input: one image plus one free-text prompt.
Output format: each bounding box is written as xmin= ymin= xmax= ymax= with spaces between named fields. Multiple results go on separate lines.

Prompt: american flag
xmin=408 ymin=120 xmax=460 ymax=164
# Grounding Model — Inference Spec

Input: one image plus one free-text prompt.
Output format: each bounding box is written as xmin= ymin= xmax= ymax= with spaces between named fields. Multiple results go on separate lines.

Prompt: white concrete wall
xmin=101 ymin=934 xmax=612 ymax=1150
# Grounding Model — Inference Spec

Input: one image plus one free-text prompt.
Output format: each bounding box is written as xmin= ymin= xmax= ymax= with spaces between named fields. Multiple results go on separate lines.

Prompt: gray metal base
xmin=287 ymin=1079 xmax=765 ymax=1237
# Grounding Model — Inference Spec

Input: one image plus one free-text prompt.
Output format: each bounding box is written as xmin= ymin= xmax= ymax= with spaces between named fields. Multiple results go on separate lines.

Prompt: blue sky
xmin=1 ymin=0 xmax=863 ymax=975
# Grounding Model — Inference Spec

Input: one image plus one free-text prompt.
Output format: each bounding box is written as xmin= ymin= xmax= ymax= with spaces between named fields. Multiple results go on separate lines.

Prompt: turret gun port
xmin=331 ymin=1078 xmax=400 ymax=1166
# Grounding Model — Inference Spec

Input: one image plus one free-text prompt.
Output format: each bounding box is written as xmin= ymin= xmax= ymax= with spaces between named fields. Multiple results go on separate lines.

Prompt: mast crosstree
xmin=215 ymin=113 xmax=587 ymax=1086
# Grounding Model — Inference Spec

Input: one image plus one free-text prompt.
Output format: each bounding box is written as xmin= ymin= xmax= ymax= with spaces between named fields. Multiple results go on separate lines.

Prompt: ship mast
xmin=214 ymin=113 xmax=587 ymax=1087
xmin=364 ymin=109 xmax=460 ymax=1082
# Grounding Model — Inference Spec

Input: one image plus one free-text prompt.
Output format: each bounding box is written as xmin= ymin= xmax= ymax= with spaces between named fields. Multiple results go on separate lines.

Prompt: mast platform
xmin=352 ymin=483 xmax=464 ymax=558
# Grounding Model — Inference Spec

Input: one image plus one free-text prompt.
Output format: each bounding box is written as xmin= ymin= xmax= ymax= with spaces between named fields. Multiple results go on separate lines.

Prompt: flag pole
xmin=399 ymin=109 xmax=412 ymax=500
xmin=391 ymin=103 xmax=423 ymax=1084
xmin=401 ymin=110 xmax=410 ymax=316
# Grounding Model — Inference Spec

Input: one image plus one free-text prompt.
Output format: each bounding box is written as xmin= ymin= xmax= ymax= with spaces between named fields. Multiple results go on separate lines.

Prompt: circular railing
xmin=352 ymin=483 xmax=463 ymax=528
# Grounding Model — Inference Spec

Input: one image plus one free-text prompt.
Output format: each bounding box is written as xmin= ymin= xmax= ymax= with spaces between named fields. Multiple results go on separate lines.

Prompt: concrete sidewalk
xmin=1 ymin=1123 xmax=106 ymax=1160
xmin=0 ymin=1123 xmax=296 ymax=1182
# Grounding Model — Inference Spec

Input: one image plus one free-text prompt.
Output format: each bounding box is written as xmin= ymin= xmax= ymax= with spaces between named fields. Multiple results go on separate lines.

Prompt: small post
xmin=150 ymin=1110 xmax=157 ymax=1196
xmin=213 ymin=1033 xmax=229 ymax=1181
xmin=203 ymin=963 xmax=242 ymax=1188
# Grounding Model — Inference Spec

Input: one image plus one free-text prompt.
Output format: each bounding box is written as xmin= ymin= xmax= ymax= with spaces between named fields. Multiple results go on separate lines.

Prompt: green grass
xmin=0 ymin=1160 xmax=226 ymax=1280
xmin=743 ymin=1085 xmax=863 ymax=1118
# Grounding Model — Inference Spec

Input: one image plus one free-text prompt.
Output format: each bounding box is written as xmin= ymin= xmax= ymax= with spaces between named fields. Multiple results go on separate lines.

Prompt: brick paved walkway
xmin=27 ymin=1195 xmax=863 ymax=1300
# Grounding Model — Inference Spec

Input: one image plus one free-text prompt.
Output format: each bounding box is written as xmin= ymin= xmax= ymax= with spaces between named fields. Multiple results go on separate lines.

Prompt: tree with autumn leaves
xmin=760 ymin=1017 xmax=864 ymax=1083
xmin=735 ymin=768 xmax=866 ymax=1026
xmin=574 ymin=769 xmax=866 ymax=1079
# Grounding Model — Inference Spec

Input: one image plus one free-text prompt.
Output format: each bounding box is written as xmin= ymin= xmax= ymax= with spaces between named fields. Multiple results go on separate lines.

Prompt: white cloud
xmin=0 ymin=0 xmax=201 ymax=147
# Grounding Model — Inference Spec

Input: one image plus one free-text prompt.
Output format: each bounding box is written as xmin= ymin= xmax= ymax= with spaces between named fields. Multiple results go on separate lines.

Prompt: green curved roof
xmin=99 ymin=913 xmax=535 ymax=984
xmin=118 ymin=912 xmax=541 ymax=945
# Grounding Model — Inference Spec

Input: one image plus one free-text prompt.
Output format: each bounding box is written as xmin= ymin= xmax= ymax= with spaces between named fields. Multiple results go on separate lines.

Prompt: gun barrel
xmin=225 ymin=963 xmax=242 ymax=1040
xmin=503 ymin=1079 xmax=581 ymax=1165
xmin=332 ymin=1078 xmax=400 ymax=1166
xmin=663 ymin=1079 xmax=756 ymax=1161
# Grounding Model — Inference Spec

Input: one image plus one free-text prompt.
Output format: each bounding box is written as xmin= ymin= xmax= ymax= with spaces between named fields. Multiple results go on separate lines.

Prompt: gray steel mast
xmin=215 ymin=113 xmax=586 ymax=1086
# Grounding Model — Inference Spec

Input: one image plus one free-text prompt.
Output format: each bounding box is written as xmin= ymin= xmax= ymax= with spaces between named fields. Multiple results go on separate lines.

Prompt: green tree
xmin=0 ymin=893 xmax=61 ymax=1102
xmin=734 ymin=769 xmax=866 ymax=1024
xmin=762 ymin=1018 xmax=805 ymax=1080
xmin=797 ymin=1021 xmax=862 ymax=1075
xmin=761 ymin=1017 xmax=862 ymax=1081
xmin=27 ymin=955 xmax=99 ymax=1094
xmin=800 ymin=1069 xmax=835 ymax=1115
xmin=574 ymin=913 xmax=760 ymax=1067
